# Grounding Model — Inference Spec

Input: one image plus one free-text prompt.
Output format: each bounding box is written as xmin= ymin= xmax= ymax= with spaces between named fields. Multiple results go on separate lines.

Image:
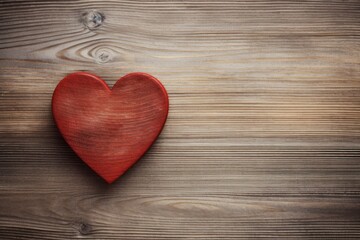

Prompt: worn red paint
xmin=52 ymin=72 xmax=169 ymax=183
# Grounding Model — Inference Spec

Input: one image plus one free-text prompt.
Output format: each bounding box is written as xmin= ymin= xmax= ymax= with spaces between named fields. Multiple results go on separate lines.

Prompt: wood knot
xmin=81 ymin=10 xmax=104 ymax=30
xmin=78 ymin=222 xmax=92 ymax=235
xmin=95 ymin=48 xmax=113 ymax=64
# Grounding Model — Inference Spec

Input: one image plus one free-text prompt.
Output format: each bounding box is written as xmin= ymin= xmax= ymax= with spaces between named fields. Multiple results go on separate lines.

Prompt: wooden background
xmin=0 ymin=0 xmax=360 ymax=239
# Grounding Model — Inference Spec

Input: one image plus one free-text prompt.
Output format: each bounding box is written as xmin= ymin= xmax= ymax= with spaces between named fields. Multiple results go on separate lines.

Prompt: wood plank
xmin=0 ymin=0 xmax=359 ymax=239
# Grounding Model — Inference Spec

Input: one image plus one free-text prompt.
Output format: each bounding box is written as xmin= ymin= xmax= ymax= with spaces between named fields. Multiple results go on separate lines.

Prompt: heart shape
xmin=52 ymin=72 xmax=169 ymax=183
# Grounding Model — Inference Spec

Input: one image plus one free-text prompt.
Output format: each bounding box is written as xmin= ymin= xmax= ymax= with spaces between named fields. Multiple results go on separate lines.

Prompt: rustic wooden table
xmin=1 ymin=1 xmax=360 ymax=239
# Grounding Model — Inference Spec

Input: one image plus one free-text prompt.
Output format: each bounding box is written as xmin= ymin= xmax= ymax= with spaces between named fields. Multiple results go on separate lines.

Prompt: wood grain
xmin=0 ymin=0 xmax=359 ymax=239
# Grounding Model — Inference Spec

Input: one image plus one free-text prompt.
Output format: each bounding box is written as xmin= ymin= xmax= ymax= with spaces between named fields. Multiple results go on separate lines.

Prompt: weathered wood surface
xmin=0 ymin=0 xmax=359 ymax=239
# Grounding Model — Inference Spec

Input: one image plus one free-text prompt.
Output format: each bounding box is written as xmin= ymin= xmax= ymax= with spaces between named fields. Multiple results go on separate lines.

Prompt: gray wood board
xmin=0 ymin=0 xmax=360 ymax=239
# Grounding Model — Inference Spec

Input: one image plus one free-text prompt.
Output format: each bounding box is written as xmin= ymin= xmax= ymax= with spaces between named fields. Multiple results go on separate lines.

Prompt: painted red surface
xmin=52 ymin=72 xmax=169 ymax=183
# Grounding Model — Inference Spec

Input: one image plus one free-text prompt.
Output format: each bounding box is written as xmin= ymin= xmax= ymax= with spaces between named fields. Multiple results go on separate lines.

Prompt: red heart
xmin=52 ymin=72 xmax=169 ymax=183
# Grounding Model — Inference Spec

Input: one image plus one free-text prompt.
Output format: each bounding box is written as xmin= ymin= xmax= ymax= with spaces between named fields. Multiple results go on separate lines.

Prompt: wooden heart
xmin=52 ymin=72 xmax=169 ymax=183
